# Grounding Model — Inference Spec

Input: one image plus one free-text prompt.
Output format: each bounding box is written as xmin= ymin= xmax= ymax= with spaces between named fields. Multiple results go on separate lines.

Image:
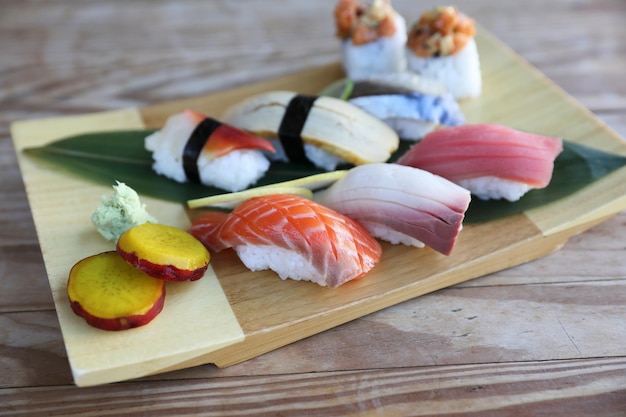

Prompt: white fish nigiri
xmin=316 ymin=163 xmax=471 ymax=255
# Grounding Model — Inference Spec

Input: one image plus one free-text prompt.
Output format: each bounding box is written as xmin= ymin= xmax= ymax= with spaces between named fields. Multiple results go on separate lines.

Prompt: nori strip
xmin=277 ymin=95 xmax=318 ymax=164
xmin=182 ymin=117 xmax=222 ymax=183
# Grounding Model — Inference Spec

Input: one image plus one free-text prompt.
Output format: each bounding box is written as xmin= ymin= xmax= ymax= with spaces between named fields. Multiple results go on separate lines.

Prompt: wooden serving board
xmin=11 ymin=28 xmax=626 ymax=387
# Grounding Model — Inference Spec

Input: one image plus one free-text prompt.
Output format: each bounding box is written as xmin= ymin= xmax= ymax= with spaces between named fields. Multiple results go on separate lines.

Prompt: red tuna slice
xmin=397 ymin=124 xmax=563 ymax=188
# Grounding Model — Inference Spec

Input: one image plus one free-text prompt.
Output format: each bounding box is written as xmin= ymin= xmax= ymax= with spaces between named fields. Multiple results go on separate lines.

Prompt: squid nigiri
xmin=145 ymin=109 xmax=275 ymax=192
xmin=190 ymin=194 xmax=382 ymax=289
xmin=397 ymin=124 xmax=564 ymax=201
xmin=316 ymin=163 xmax=471 ymax=255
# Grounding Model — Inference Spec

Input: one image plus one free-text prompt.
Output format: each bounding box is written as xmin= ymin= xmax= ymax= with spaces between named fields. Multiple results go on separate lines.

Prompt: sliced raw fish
xmin=316 ymin=163 xmax=471 ymax=255
xmin=190 ymin=194 xmax=382 ymax=288
xmin=397 ymin=124 xmax=563 ymax=201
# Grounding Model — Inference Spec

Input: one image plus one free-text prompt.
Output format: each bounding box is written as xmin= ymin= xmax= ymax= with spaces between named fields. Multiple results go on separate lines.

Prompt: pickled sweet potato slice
xmin=117 ymin=223 xmax=210 ymax=282
xmin=67 ymin=251 xmax=165 ymax=331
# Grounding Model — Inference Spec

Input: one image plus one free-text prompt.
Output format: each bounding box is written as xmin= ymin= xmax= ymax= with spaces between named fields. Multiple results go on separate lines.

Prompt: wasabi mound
xmin=91 ymin=182 xmax=157 ymax=241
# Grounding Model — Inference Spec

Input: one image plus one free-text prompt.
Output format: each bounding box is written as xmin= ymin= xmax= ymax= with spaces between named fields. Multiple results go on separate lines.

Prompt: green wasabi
xmin=91 ymin=181 xmax=157 ymax=242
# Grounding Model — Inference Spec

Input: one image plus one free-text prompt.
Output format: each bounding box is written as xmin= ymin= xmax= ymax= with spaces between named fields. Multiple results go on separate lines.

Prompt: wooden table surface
xmin=2 ymin=0 xmax=626 ymax=415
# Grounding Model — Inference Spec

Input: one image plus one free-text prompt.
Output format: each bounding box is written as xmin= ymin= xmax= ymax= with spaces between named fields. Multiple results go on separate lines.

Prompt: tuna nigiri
xmin=190 ymin=194 xmax=382 ymax=289
xmin=316 ymin=163 xmax=471 ymax=255
xmin=145 ymin=109 xmax=275 ymax=192
xmin=397 ymin=124 xmax=564 ymax=201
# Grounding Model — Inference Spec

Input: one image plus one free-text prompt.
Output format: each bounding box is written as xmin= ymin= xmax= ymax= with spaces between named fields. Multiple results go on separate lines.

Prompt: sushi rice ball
xmin=406 ymin=6 xmax=481 ymax=100
xmin=335 ymin=0 xmax=407 ymax=80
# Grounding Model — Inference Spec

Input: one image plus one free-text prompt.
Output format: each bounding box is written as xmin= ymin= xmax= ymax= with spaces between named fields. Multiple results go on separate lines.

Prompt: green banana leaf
xmin=22 ymin=130 xmax=329 ymax=203
xmin=22 ymin=130 xmax=626 ymax=223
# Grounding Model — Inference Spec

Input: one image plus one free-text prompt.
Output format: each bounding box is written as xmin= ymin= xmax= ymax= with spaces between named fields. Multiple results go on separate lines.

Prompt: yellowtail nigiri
xmin=316 ymin=163 xmax=471 ymax=255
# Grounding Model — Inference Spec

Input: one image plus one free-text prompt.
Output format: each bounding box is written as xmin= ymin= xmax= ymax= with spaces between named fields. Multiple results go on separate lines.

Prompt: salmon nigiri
xmin=397 ymin=124 xmax=563 ymax=201
xmin=190 ymin=194 xmax=382 ymax=288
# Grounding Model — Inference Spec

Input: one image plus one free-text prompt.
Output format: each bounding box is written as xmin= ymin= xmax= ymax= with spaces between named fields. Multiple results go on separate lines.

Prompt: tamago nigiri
xmin=221 ymin=91 xmax=399 ymax=171
xmin=397 ymin=124 xmax=564 ymax=201
xmin=190 ymin=194 xmax=382 ymax=289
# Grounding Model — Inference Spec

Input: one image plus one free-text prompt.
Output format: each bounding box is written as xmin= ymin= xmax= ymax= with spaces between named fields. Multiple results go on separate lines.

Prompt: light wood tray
xmin=11 ymin=29 xmax=626 ymax=387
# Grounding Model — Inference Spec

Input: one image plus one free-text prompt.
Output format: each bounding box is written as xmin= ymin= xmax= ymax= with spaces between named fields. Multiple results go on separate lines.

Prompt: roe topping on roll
xmin=407 ymin=6 xmax=475 ymax=57
xmin=334 ymin=0 xmax=400 ymax=45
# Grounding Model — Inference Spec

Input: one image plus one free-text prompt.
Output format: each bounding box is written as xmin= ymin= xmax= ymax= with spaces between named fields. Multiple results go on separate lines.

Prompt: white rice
xmin=406 ymin=38 xmax=482 ymax=100
xmin=145 ymin=112 xmax=271 ymax=192
xmin=197 ymin=150 xmax=270 ymax=192
xmin=235 ymin=244 xmax=327 ymax=287
xmin=268 ymin=138 xmax=346 ymax=171
xmin=145 ymin=113 xmax=193 ymax=183
xmin=341 ymin=13 xmax=407 ymax=80
xmin=379 ymin=117 xmax=436 ymax=141
xmin=303 ymin=143 xmax=345 ymax=171
xmin=362 ymin=221 xmax=426 ymax=248
xmin=458 ymin=176 xmax=531 ymax=202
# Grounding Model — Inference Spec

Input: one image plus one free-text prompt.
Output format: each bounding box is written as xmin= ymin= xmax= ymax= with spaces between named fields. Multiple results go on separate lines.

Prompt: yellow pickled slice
xmin=117 ymin=223 xmax=210 ymax=271
xmin=67 ymin=251 xmax=165 ymax=320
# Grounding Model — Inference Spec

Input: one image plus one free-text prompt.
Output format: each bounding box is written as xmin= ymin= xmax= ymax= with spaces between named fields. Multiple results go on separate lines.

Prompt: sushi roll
xmin=346 ymin=72 xmax=465 ymax=140
xmin=221 ymin=90 xmax=399 ymax=171
xmin=396 ymin=124 xmax=564 ymax=201
xmin=316 ymin=163 xmax=471 ymax=255
xmin=334 ymin=0 xmax=407 ymax=80
xmin=406 ymin=6 xmax=481 ymax=100
xmin=190 ymin=194 xmax=382 ymax=289
xmin=145 ymin=110 xmax=275 ymax=192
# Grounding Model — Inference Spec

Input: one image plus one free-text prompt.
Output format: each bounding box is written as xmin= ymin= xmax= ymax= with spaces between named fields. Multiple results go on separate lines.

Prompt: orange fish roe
xmin=334 ymin=0 xmax=398 ymax=45
xmin=407 ymin=6 xmax=475 ymax=57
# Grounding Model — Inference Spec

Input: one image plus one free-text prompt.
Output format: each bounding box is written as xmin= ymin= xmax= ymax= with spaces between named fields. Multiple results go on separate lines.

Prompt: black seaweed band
xmin=277 ymin=94 xmax=318 ymax=163
xmin=183 ymin=117 xmax=223 ymax=183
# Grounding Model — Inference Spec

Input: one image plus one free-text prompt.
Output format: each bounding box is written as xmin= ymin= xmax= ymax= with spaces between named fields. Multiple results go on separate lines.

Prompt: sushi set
xmin=11 ymin=3 xmax=626 ymax=386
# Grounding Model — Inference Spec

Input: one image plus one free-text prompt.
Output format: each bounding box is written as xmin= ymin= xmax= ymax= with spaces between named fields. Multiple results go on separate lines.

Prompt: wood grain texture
xmin=2 ymin=358 xmax=626 ymax=416
xmin=1 ymin=0 xmax=626 ymax=414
